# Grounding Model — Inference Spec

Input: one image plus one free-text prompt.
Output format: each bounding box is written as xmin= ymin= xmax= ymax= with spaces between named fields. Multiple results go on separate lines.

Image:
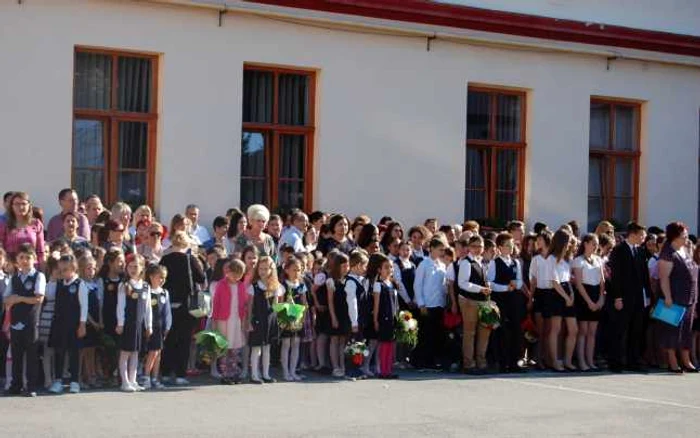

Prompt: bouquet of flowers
xmin=194 ymin=330 xmax=229 ymax=365
xmin=394 ymin=310 xmax=419 ymax=347
xmin=273 ymin=301 xmax=306 ymax=332
xmin=477 ymin=300 xmax=501 ymax=330
xmin=344 ymin=341 xmax=369 ymax=366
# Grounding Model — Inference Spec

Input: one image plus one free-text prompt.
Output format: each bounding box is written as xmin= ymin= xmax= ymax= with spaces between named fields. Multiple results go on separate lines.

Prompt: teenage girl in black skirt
xmin=311 ymin=256 xmax=330 ymax=372
xmin=327 ymin=252 xmax=350 ymax=378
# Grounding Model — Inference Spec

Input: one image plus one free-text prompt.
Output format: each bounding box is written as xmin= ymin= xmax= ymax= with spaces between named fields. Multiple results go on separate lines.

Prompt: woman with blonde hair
xmin=594 ymin=221 xmax=615 ymax=239
xmin=233 ymin=205 xmax=276 ymax=259
xmin=111 ymin=202 xmax=133 ymax=243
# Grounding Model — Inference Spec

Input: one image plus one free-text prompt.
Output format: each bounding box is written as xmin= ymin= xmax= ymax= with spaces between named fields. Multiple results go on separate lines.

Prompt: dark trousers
xmin=607 ymin=301 xmax=645 ymax=368
xmin=162 ymin=307 xmax=195 ymax=378
xmin=411 ymin=307 xmax=444 ymax=368
xmin=54 ymin=345 xmax=79 ymax=383
xmin=491 ymin=293 xmax=524 ymax=369
xmin=10 ymin=330 xmax=38 ymax=392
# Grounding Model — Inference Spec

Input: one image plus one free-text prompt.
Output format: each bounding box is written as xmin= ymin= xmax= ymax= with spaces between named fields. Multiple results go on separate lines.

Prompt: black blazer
xmin=608 ymin=241 xmax=650 ymax=307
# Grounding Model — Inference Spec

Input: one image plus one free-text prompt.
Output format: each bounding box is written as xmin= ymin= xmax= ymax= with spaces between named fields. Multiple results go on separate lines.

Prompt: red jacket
xmin=211 ymin=277 xmax=249 ymax=321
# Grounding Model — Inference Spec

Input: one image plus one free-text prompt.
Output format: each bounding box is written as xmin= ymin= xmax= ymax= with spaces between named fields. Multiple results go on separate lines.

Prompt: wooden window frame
xmin=241 ymin=64 xmax=316 ymax=212
xmin=71 ymin=46 xmax=159 ymax=206
xmin=589 ymin=98 xmax=641 ymax=224
xmin=466 ymin=86 xmax=527 ymax=221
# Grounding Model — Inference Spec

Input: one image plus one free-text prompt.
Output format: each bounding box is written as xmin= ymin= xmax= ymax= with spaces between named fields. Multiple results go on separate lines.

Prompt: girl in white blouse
xmin=546 ymin=230 xmax=577 ymax=372
xmin=572 ymin=234 xmax=606 ymax=371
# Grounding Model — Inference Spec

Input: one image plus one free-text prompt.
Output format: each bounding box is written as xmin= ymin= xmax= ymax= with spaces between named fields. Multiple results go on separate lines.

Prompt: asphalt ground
xmin=3 ymin=368 xmax=700 ymax=437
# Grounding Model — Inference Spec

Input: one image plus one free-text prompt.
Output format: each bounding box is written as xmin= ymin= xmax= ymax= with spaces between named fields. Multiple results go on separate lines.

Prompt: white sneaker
xmin=69 ymin=382 xmax=80 ymax=394
xmin=284 ymin=374 xmax=294 ymax=382
xmin=174 ymin=377 xmax=190 ymax=386
xmin=48 ymin=381 xmax=64 ymax=394
xmin=142 ymin=379 xmax=152 ymax=390
xmin=161 ymin=376 xmax=172 ymax=384
xmin=292 ymin=374 xmax=304 ymax=382
xmin=332 ymin=368 xmax=345 ymax=378
xmin=121 ymin=382 xmax=136 ymax=393
xmin=133 ymin=384 xmax=146 ymax=392
xmin=152 ymin=380 xmax=165 ymax=390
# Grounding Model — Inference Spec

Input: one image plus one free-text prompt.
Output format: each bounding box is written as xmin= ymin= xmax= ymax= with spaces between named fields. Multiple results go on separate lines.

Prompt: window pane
xmin=465 ymin=147 xmax=488 ymax=219
xmin=495 ymin=192 xmax=517 ymax=221
xmin=613 ymin=198 xmax=633 ymax=225
xmin=242 ymin=70 xmax=273 ymax=123
xmin=588 ymin=156 xmax=606 ymax=197
xmin=73 ymin=119 xmax=104 ymax=167
xmin=280 ymin=135 xmax=305 ymax=179
xmin=614 ymin=105 xmax=638 ymax=151
xmin=496 ymin=94 xmax=522 ymax=142
xmin=615 ymin=158 xmax=634 ymax=197
xmin=589 ymin=102 xmax=610 ymax=149
xmin=587 ymin=198 xmax=604 ymax=232
xmin=74 ymin=169 xmax=104 ymax=201
xmin=241 ymin=179 xmax=266 ymax=210
xmin=117 ymin=172 xmax=146 ymax=208
xmin=117 ymin=56 xmax=152 ymax=113
xmin=74 ymin=52 xmax=112 ymax=110
xmin=465 ymin=147 xmax=488 ymax=190
xmin=465 ymin=191 xmax=486 ymax=220
xmin=278 ymin=74 xmax=310 ymax=126
xmin=467 ymin=91 xmax=491 ymax=140
xmin=118 ymin=121 xmax=148 ymax=169
xmin=496 ymin=149 xmax=518 ymax=190
xmin=279 ymin=181 xmax=304 ymax=210
xmin=241 ymin=131 xmax=266 ymax=178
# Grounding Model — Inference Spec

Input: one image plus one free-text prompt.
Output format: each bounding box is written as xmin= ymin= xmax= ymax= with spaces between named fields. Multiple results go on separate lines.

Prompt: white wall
xmin=436 ymin=0 xmax=700 ymax=37
xmin=0 ymin=0 xmax=698 ymax=231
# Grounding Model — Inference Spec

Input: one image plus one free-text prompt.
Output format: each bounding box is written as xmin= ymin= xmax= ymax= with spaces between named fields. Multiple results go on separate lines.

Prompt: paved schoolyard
xmin=3 ymin=370 xmax=700 ymax=437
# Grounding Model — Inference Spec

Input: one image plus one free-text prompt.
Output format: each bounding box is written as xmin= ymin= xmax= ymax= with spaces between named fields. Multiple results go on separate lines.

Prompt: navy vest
xmin=454 ymin=257 xmax=486 ymax=301
xmin=494 ymin=257 xmax=518 ymax=287
xmin=10 ymin=271 xmax=40 ymax=337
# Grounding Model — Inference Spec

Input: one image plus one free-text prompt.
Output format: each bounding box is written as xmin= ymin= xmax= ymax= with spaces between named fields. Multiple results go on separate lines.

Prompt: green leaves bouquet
xmin=477 ymin=299 xmax=501 ymax=330
xmin=194 ymin=330 xmax=229 ymax=365
xmin=273 ymin=302 xmax=306 ymax=332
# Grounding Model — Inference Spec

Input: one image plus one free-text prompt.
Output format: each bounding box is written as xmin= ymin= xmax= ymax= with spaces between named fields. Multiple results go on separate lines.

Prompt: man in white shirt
xmin=412 ymin=238 xmax=447 ymax=370
xmin=186 ymin=204 xmax=211 ymax=245
xmin=278 ymin=211 xmax=308 ymax=259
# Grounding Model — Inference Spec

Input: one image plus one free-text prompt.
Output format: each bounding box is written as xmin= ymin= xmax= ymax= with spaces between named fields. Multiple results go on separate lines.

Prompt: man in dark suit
xmin=607 ymin=222 xmax=650 ymax=372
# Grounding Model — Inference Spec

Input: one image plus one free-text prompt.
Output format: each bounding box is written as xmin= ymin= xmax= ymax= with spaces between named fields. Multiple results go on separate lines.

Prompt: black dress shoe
xmin=669 ymin=368 xmax=684 ymax=374
xmin=262 ymin=377 xmax=276 ymax=384
xmin=25 ymin=391 xmax=37 ymax=398
xmin=220 ymin=378 xmax=234 ymax=385
xmin=682 ymin=366 xmax=699 ymax=373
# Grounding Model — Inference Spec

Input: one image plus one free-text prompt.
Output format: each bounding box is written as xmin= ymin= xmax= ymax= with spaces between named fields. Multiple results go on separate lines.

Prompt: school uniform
xmin=345 ymin=274 xmax=368 ymax=337
xmin=147 ymin=287 xmax=172 ymax=351
xmin=50 ymin=276 xmax=86 ymax=383
xmin=38 ymin=280 xmax=57 ymax=345
xmin=329 ymin=278 xmax=351 ymax=336
xmin=279 ymin=281 xmax=307 ymax=338
xmin=455 ymin=255 xmax=491 ymax=370
xmin=80 ymin=279 xmax=103 ymax=348
xmin=248 ymin=281 xmax=282 ymax=347
xmin=413 ymin=256 xmax=447 ymax=368
xmin=313 ymin=273 xmax=331 ymax=336
xmin=529 ymin=255 xmax=552 ymax=318
xmin=394 ymin=258 xmax=416 ymax=310
xmin=375 ymin=280 xmax=398 ymax=342
xmin=8 ymin=269 xmax=45 ymax=393
xmin=572 ymin=255 xmax=604 ymax=322
xmin=117 ymin=280 xmax=153 ymax=353
xmin=487 ymin=256 xmax=524 ymax=371
xmin=546 ymin=256 xmax=576 ymax=318
xmin=101 ymin=276 xmax=121 ymax=337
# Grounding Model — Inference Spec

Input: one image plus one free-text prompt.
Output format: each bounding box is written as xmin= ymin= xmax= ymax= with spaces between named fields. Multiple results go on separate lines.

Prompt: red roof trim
xmin=244 ymin=0 xmax=700 ymax=58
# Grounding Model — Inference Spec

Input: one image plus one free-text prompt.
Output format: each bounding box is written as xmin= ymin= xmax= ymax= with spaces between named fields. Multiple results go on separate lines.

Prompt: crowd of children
xmin=0 ymin=188 xmax=698 ymax=397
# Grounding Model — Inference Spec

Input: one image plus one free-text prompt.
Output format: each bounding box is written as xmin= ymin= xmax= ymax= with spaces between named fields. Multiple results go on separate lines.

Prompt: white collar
xmin=64 ymin=275 xmax=79 ymax=285
xmin=285 ymin=279 xmax=301 ymax=288
xmin=129 ymin=279 xmax=143 ymax=288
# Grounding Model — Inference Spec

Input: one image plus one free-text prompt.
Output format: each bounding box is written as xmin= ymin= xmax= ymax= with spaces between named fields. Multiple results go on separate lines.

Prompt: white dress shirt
xmin=487 ymin=256 xmax=523 ymax=292
xmin=413 ymin=256 xmax=447 ymax=308
xmin=393 ymin=258 xmax=413 ymax=304
xmin=572 ymin=255 xmax=604 ymax=286
xmin=529 ymin=254 xmax=552 ymax=289
xmin=192 ymin=224 xmax=211 ymax=246
xmin=345 ymin=274 xmax=367 ymax=328
xmin=547 ymin=255 xmax=571 ymax=284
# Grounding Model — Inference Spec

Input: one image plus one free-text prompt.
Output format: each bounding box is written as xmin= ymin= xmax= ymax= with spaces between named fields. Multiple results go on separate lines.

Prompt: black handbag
xmin=186 ymin=251 xmax=210 ymax=318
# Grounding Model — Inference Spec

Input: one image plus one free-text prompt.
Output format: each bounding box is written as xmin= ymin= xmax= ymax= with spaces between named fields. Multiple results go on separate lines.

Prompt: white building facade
xmin=1 ymin=0 xmax=699 ymax=231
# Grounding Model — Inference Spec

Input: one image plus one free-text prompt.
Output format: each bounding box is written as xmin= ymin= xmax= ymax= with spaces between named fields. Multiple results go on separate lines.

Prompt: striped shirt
xmin=0 ymin=220 xmax=45 ymax=261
